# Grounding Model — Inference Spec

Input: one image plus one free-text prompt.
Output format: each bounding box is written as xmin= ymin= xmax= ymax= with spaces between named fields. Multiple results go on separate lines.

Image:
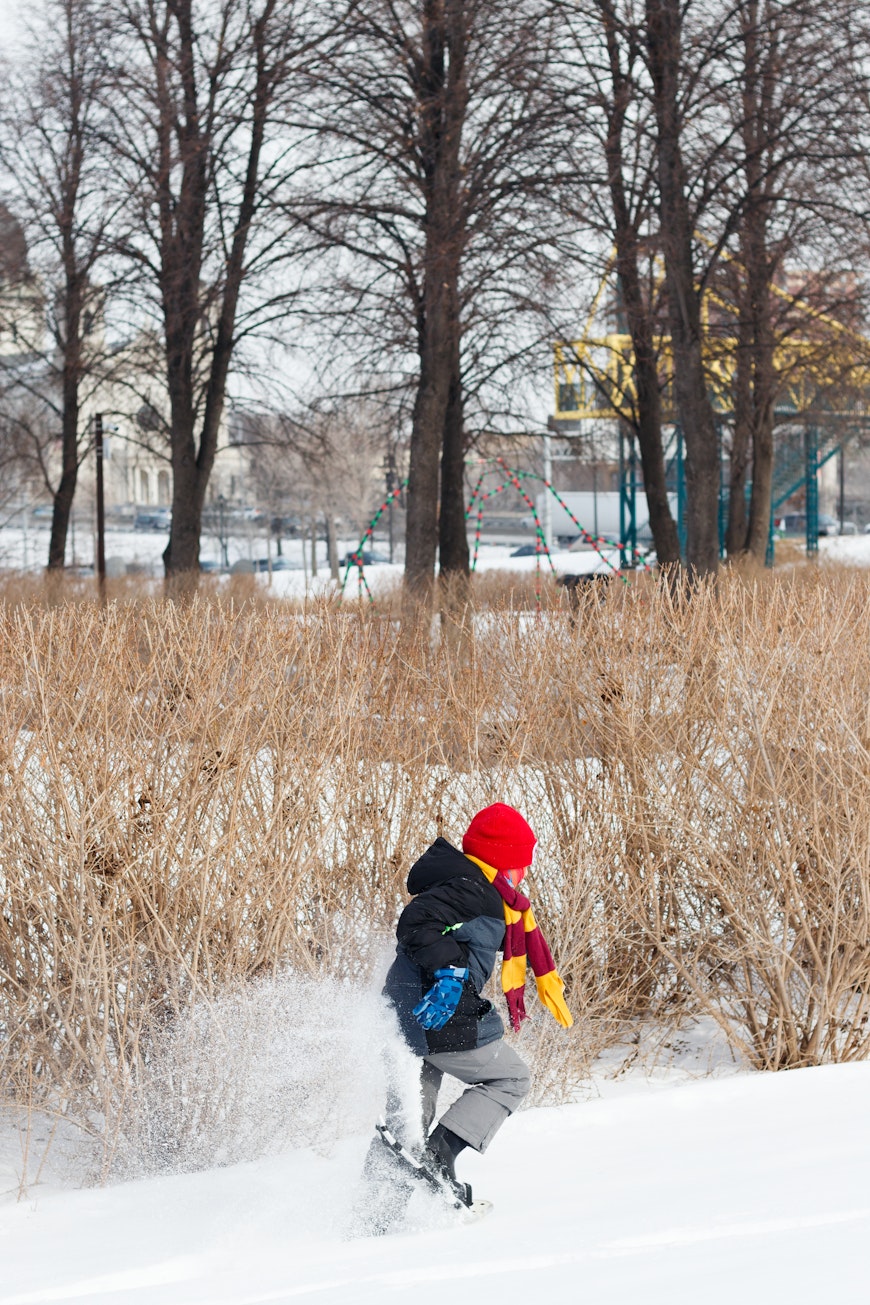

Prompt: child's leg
xmin=424 ymin=1040 xmax=531 ymax=1153
xmin=352 ymin=1054 xmax=452 ymax=1234
xmin=419 ymin=1058 xmax=444 ymax=1136
xmin=352 ymin=1055 xmax=427 ymax=1235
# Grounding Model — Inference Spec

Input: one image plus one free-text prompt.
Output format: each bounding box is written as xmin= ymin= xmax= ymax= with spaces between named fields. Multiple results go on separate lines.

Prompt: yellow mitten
xmin=535 ymin=970 xmax=573 ymax=1028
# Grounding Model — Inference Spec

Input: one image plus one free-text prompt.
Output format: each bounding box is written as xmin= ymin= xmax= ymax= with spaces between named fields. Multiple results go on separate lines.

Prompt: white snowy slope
xmin=1 ymin=1062 xmax=868 ymax=1305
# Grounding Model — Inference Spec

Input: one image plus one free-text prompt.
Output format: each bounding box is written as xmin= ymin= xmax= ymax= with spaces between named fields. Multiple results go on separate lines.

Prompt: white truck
xmin=534 ymin=490 xmax=676 ymax=544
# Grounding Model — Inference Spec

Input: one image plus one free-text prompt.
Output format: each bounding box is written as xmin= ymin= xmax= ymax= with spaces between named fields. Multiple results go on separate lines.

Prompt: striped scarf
xmin=466 ymin=855 xmax=573 ymax=1033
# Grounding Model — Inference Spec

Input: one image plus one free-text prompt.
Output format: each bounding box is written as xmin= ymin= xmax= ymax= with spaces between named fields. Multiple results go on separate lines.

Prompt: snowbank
xmin=2 ymin=1057 xmax=868 ymax=1304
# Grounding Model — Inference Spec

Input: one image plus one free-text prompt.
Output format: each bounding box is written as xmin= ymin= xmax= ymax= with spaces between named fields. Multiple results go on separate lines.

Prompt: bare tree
xmin=0 ymin=0 xmax=117 ymax=570
xmin=561 ymin=0 xmax=681 ymax=569
xmin=103 ymin=0 xmax=322 ymax=583
xmin=241 ymin=401 xmax=393 ymax=557
xmin=644 ymin=0 xmax=722 ymax=574
xmin=639 ymin=0 xmax=867 ymax=568
xmin=714 ymin=0 xmax=865 ymax=561
xmin=296 ymin=0 xmax=574 ymax=615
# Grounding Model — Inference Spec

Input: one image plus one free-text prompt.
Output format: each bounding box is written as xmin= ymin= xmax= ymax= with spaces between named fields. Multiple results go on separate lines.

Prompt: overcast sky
xmin=0 ymin=1 xmax=24 ymax=49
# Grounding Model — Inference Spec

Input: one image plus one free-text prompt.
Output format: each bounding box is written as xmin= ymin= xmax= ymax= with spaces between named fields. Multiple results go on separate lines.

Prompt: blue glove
xmin=413 ymin=966 xmax=469 ymax=1031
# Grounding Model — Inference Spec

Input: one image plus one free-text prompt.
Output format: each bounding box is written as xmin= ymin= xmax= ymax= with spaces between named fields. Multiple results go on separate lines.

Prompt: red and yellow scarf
xmin=466 ymin=855 xmax=573 ymax=1033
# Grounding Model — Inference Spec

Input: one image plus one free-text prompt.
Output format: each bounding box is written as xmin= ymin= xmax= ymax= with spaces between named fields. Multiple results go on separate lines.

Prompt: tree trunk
xmin=600 ymin=0 xmax=680 ymax=569
xmin=741 ymin=0 xmax=777 ymax=564
xmin=404 ymin=317 xmax=452 ymax=611
xmin=727 ymin=298 xmax=753 ymax=555
xmin=402 ymin=0 xmax=468 ymax=620
xmin=326 ymin=516 xmax=339 ymax=579
xmin=438 ymin=334 xmax=471 ymax=628
xmin=613 ymin=249 xmax=681 ymax=566
xmin=162 ymin=422 xmax=206 ymax=580
xmin=646 ymin=0 xmax=720 ymax=576
xmin=152 ymin=0 xmax=277 ymax=583
xmin=48 ymin=112 xmax=86 ymax=573
xmin=745 ymin=291 xmax=775 ymax=560
xmin=438 ymin=332 xmax=469 ymax=579
xmin=48 ymin=367 xmax=80 ymax=570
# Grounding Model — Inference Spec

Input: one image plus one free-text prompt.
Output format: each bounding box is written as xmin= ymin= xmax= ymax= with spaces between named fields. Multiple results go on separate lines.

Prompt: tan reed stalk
xmin=1 ymin=568 xmax=870 ymax=1178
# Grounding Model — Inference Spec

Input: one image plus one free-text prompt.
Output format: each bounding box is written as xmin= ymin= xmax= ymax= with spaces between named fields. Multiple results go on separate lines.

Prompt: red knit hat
xmin=462 ymin=803 xmax=537 ymax=873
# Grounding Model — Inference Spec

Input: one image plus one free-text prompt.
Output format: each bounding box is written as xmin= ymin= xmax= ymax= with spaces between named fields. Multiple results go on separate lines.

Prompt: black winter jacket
xmin=382 ymin=838 xmax=506 ymax=1055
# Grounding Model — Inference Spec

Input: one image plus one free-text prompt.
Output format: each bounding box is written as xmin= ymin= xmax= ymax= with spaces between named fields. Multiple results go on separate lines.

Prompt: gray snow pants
xmin=395 ymin=1040 xmax=531 ymax=1154
xmin=353 ymin=1040 xmax=530 ymax=1234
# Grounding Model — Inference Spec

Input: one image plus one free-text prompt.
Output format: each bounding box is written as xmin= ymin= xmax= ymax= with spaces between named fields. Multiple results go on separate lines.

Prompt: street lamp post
xmin=94 ymin=413 xmax=106 ymax=598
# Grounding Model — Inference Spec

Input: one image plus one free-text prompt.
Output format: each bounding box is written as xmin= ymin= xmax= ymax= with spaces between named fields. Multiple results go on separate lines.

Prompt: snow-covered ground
xmin=0 ymin=519 xmax=642 ymax=599
xmin=2 ymin=1046 xmax=868 ymax=1305
xmin=4 ymin=519 xmax=870 ymax=603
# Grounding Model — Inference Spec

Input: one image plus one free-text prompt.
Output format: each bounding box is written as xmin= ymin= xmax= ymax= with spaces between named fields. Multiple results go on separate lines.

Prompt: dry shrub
xmin=2 ymin=568 xmax=870 ymax=1177
xmin=572 ymin=569 xmax=870 ymax=1068
xmin=771 ymin=537 xmax=808 ymax=569
xmin=462 ymin=567 xmax=567 ymax=611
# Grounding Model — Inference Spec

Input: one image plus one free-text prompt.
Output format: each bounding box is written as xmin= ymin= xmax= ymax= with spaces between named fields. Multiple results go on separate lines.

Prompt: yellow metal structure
xmin=555 ymin=266 xmax=870 ymax=424
xmin=554 ymin=333 xmax=870 ymax=423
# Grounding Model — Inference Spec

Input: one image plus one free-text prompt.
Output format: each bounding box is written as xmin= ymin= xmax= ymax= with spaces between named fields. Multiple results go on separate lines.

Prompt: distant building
xmin=0 ymin=204 xmax=246 ymax=520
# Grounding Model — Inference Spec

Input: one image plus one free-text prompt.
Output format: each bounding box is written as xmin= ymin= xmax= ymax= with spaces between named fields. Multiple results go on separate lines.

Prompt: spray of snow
xmin=112 ymin=958 xmax=418 ymax=1182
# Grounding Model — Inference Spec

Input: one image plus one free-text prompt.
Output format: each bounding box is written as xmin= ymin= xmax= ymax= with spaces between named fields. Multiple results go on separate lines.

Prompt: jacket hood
xmin=406 ymin=837 xmax=479 ymax=896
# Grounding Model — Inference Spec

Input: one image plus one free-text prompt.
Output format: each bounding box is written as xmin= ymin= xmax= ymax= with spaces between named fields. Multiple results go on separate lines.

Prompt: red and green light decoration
xmin=341 ymin=459 xmax=652 ymax=603
xmin=339 ymin=479 xmax=406 ymax=604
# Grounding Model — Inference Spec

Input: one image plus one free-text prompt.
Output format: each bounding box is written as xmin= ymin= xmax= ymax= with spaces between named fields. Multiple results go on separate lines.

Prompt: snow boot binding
xmin=375 ymin=1121 xmax=492 ymax=1221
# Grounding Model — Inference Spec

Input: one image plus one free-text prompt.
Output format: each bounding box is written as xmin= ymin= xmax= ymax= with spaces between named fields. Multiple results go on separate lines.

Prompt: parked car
xmin=510 ymin=543 xmax=545 ymax=557
xmin=134 ymin=507 xmax=171 ymax=531
xmin=775 ymin=512 xmax=839 ymax=537
xmin=250 ymin=557 xmax=298 ymax=572
xmin=340 ymin=549 xmax=391 ymax=566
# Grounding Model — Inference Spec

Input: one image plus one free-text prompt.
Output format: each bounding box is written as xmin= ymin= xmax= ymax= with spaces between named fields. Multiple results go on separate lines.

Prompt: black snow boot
xmin=426 ymin=1124 xmax=468 ymax=1183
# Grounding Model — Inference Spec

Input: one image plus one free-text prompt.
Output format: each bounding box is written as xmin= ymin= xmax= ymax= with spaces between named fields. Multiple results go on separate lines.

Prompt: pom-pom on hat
xmin=462 ymin=803 xmax=537 ymax=873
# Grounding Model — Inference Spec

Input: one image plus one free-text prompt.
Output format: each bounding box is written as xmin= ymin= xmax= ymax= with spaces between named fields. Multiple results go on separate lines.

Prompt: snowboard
xmin=375 ymin=1120 xmax=493 ymax=1222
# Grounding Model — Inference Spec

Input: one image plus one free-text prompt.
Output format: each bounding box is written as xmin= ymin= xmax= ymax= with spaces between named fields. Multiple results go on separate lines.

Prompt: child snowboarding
xmin=357 ymin=802 xmax=573 ymax=1233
